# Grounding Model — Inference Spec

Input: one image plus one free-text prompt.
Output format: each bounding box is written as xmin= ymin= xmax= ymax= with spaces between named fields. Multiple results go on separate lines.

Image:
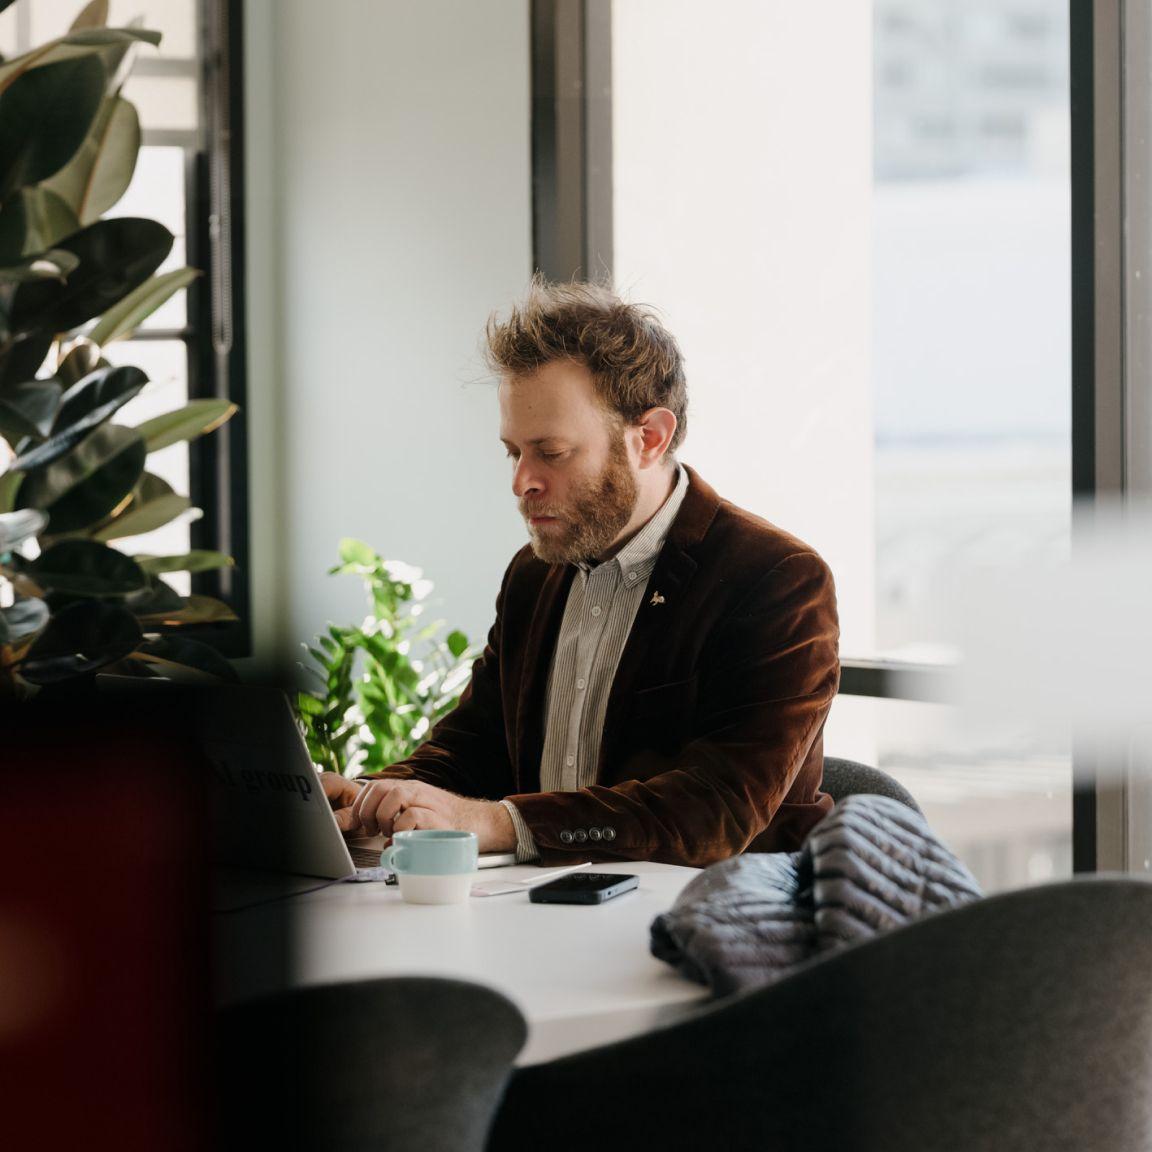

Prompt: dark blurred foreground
xmin=0 ymin=688 xmax=296 ymax=1152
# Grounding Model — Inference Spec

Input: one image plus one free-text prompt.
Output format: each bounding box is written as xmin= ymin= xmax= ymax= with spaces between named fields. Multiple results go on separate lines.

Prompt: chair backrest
xmin=821 ymin=755 xmax=923 ymax=814
xmin=216 ymin=976 xmax=526 ymax=1152
xmin=490 ymin=877 xmax=1152 ymax=1152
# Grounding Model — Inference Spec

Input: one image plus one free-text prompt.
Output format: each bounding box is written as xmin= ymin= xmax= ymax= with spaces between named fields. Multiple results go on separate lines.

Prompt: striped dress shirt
xmin=502 ymin=465 xmax=688 ymax=861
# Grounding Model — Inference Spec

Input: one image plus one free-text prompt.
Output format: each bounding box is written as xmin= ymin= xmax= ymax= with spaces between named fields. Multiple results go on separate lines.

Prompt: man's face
xmin=498 ymin=360 xmax=639 ymax=565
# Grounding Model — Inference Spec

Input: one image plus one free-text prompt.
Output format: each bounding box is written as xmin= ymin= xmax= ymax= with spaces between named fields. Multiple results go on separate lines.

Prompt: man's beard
xmin=520 ymin=438 xmax=638 ymax=566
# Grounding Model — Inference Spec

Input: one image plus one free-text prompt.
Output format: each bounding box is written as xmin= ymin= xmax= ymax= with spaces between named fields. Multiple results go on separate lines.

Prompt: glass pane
xmin=111 ymin=146 xmax=188 ymax=330
xmin=114 ymin=146 xmax=185 ymax=237
xmin=611 ymin=1 xmax=1073 ymax=872
xmin=122 ymin=75 xmax=199 ymax=133
xmin=0 ymin=6 xmax=18 ymax=58
xmin=874 ymin=0 xmax=1071 ymax=664
xmin=825 ymin=694 xmax=1072 ymax=893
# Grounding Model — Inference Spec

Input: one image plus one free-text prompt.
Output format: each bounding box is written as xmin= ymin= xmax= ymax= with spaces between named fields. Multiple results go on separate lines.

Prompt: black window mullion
xmin=184 ymin=0 xmax=251 ymax=658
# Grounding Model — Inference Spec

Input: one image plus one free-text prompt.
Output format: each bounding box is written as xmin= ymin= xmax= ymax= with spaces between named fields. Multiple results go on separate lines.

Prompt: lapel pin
xmin=649 ymin=591 xmax=665 ymax=606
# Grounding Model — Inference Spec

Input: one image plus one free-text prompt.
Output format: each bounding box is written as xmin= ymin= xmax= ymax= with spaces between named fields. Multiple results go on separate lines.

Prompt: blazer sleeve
xmin=360 ymin=570 xmax=516 ymax=801
xmin=505 ymin=551 xmax=840 ymax=867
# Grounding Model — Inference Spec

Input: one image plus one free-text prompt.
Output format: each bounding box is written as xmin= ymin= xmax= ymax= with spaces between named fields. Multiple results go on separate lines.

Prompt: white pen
xmin=471 ymin=861 xmax=593 ymax=897
xmin=514 ymin=861 xmax=592 ymax=885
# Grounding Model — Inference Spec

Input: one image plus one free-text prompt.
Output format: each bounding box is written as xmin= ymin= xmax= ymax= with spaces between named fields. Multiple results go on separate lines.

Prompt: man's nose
xmin=512 ymin=457 xmax=543 ymax=500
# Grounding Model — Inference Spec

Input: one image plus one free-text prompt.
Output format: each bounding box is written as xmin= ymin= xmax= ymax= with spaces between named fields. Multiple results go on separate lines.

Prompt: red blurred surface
xmin=1 ymin=699 xmax=208 ymax=1152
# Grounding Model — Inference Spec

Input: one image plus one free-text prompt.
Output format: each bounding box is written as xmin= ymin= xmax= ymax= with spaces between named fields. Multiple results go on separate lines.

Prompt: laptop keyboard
xmin=349 ymin=846 xmax=385 ymax=868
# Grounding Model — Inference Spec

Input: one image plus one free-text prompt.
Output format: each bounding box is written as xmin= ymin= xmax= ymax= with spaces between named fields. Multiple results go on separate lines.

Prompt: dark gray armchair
xmin=489 ymin=877 xmax=1152 ymax=1152
xmin=821 ymin=754 xmax=923 ymax=814
xmin=216 ymin=976 xmax=526 ymax=1152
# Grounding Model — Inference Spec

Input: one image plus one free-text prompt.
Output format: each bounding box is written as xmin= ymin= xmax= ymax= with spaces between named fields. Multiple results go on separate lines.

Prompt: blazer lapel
xmin=597 ymin=467 xmax=718 ymax=772
xmin=602 ymin=544 xmax=698 ymax=717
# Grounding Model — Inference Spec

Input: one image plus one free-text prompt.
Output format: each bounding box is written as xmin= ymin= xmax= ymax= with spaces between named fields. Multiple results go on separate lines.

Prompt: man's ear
xmin=635 ymin=408 xmax=677 ymax=469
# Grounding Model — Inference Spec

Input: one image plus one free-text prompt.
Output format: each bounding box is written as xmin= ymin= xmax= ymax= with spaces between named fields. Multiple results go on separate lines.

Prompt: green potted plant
xmin=298 ymin=539 xmax=479 ymax=775
xmin=0 ymin=0 xmax=239 ymax=696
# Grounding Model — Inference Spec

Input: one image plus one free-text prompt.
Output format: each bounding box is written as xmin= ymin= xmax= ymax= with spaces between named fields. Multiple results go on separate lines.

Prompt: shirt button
xmin=576 ymin=678 xmax=586 ymax=690
xmin=603 ymin=827 xmax=616 ymax=842
xmin=565 ymin=755 xmax=574 ymax=766
xmin=627 ymin=572 xmax=637 ymax=582
xmin=591 ymin=606 xmax=602 ymax=617
xmin=573 ymin=830 xmax=588 ymax=844
xmin=588 ymin=828 xmax=603 ymax=842
xmin=560 ymin=830 xmax=574 ymax=844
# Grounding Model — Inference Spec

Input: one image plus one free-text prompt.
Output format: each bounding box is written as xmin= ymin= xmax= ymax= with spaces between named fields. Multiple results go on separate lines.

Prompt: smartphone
xmin=528 ymin=872 xmax=639 ymax=905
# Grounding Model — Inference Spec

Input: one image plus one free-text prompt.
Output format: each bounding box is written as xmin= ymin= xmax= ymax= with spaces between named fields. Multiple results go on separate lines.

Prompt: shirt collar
xmin=578 ymin=463 xmax=688 ymax=579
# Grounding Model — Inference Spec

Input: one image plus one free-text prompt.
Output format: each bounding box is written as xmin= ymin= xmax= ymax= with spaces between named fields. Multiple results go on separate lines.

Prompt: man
xmin=322 ymin=280 xmax=839 ymax=867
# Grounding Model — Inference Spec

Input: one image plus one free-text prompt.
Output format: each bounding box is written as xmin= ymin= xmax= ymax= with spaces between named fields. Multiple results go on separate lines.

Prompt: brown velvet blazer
xmin=384 ymin=467 xmax=840 ymax=867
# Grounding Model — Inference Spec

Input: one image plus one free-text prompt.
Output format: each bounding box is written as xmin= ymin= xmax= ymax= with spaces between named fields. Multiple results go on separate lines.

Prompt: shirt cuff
xmin=500 ymin=799 xmax=541 ymax=863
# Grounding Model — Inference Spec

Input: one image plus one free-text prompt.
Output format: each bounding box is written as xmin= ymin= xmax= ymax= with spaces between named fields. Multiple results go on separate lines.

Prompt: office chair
xmin=489 ymin=877 xmax=1152 ymax=1152
xmin=216 ymin=976 xmax=526 ymax=1152
xmin=821 ymin=754 xmax=923 ymax=814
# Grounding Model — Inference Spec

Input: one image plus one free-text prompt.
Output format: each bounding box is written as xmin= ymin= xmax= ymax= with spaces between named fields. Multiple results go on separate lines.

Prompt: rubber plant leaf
xmin=70 ymin=1 xmax=110 ymax=33
xmin=51 ymin=363 xmax=147 ymax=434
xmin=27 ymin=538 xmax=147 ymax=597
xmin=10 ymin=366 xmax=147 ymax=471
xmin=123 ymin=572 xmax=184 ymax=618
xmin=0 ymin=56 xmax=105 ymax=201
xmin=17 ymin=423 xmax=146 ymax=534
xmin=0 ymin=28 xmax=161 ymax=96
xmin=134 ymin=398 xmax=237 ymax=452
xmin=17 ymin=599 xmax=142 ymax=684
xmin=27 ymin=536 xmax=146 ymax=599
xmin=0 ymin=332 xmax=54 ymax=391
xmin=88 ymin=267 xmax=199 ymax=346
xmin=43 ymin=94 xmax=141 ymax=225
xmin=135 ymin=550 xmax=234 ymax=575
xmin=92 ymin=492 xmax=192 ymax=542
xmin=136 ymin=635 xmax=238 ymax=682
xmin=91 ymin=469 xmax=183 ymax=539
xmin=0 ymin=188 xmax=80 ymax=265
xmin=9 ymin=216 xmax=173 ymax=337
xmin=0 ymin=379 xmax=63 ymax=443
xmin=135 ymin=593 xmax=239 ymax=628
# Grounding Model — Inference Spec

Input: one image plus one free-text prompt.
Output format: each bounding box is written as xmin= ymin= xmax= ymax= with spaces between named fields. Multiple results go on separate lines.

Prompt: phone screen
xmin=529 ymin=872 xmax=639 ymax=904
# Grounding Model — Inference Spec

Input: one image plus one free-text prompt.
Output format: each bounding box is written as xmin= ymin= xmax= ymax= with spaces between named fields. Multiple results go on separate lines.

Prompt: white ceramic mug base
xmin=396 ymin=872 xmax=475 ymax=905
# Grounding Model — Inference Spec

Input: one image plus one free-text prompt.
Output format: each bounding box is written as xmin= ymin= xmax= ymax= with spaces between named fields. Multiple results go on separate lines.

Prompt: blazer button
xmin=573 ymin=829 xmax=588 ymax=844
xmin=588 ymin=828 xmax=602 ymax=842
xmin=560 ymin=830 xmax=574 ymax=844
xmin=603 ymin=827 xmax=616 ymax=842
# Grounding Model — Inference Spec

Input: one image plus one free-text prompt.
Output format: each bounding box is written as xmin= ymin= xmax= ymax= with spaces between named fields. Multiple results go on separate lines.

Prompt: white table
xmin=215 ymin=861 xmax=709 ymax=1064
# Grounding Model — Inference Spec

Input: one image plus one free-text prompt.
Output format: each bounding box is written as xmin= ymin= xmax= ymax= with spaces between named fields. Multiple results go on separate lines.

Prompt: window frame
xmin=185 ymin=0 xmax=251 ymax=659
xmin=531 ymin=0 xmax=1152 ymax=874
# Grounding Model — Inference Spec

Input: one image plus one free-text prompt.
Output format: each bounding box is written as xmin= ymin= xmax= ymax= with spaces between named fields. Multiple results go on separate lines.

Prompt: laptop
xmin=97 ymin=678 xmax=516 ymax=905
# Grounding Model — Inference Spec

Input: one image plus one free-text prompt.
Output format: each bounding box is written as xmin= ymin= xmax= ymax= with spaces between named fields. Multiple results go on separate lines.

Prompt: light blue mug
xmin=380 ymin=830 xmax=478 ymax=904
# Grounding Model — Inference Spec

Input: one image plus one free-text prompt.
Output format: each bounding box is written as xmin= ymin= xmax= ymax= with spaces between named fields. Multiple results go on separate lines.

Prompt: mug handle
xmin=380 ymin=843 xmax=407 ymax=872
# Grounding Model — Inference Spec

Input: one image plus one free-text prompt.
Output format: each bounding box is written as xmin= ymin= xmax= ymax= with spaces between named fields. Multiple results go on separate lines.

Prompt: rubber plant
xmin=0 ymin=0 xmax=239 ymax=696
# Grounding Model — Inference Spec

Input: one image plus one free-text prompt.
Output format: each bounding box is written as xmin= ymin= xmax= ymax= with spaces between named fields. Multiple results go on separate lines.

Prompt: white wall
xmin=243 ymin=0 xmax=533 ymax=674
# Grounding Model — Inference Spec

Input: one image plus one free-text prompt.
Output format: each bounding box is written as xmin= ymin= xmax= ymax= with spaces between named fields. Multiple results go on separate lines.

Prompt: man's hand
xmin=327 ymin=775 xmax=516 ymax=854
xmin=320 ymin=771 xmax=362 ymax=815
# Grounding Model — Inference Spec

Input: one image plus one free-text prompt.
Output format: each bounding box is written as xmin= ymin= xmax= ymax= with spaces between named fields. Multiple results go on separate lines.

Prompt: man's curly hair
xmin=485 ymin=277 xmax=688 ymax=455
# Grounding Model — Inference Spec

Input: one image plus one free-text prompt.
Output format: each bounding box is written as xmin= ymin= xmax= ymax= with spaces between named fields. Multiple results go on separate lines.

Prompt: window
xmin=0 ymin=0 xmax=248 ymax=648
xmin=532 ymin=0 xmax=1074 ymax=891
